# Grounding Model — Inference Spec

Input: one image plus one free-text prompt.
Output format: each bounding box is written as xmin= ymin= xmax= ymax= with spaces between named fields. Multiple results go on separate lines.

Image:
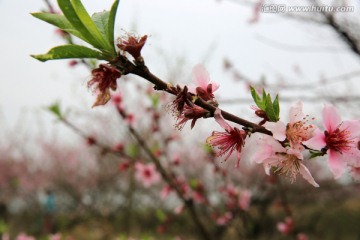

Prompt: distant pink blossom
xmin=207 ymin=109 xmax=247 ymax=166
xmin=264 ymin=101 xmax=315 ymax=151
xmin=118 ymin=162 xmax=130 ymax=172
xmin=135 ymin=162 xmax=161 ymax=188
xmin=216 ymin=212 xmax=233 ymax=225
xmin=304 ymin=104 xmax=360 ymax=179
xmin=296 ymin=233 xmax=309 ymax=240
xmin=174 ymin=205 xmax=185 ymax=215
xmin=277 ymin=217 xmax=294 ymax=235
xmin=160 ymin=185 xmax=173 ymax=199
xmin=239 ymin=189 xmax=252 ymax=211
xmin=189 ymin=64 xmax=219 ymax=101
xmin=15 ymin=233 xmax=35 ymax=240
xmin=193 ymin=191 xmax=206 ymax=203
xmin=111 ymin=92 xmax=123 ymax=110
xmin=49 ymin=234 xmax=62 ymax=240
xmin=249 ymin=134 xmax=319 ymax=187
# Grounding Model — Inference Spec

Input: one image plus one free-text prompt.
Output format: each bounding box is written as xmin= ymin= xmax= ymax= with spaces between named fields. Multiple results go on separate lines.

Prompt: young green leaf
xmin=265 ymin=94 xmax=277 ymax=122
xmin=92 ymin=11 xmax=110 ymax=46
xmin=47 ymin=103 xmax=63 ymax=119
xmin=57 ymin=0 xmax=101 ymax=48
xmin=273 ymin=94 xmax=280 ymax=119
xmin=155 ymin=210 xmax=166 ymax=222
xmin=250 ymin=86 xmax=265 ymax=110
xmin=309 ymin=150 xmax=326 ymax=159
xmin=31 ymin=13 xmax=87 ymax=42
xmin=69 ymin=0 xmax=113 ymax=51
xmin=31 ymin=45 xmax=105 ymax=62
xmin=108 ymin=0 xmax=120 ymax=50
xmin=57 ymin=0 xmax=113 ymax=53
xmin=150 ymin=94 xmax=160 ymax=108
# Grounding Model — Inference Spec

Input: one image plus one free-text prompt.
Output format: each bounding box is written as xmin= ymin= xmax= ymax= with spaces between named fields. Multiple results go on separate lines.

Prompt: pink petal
xmin=322 ymin=104 xmax=341 ymax=132
xmin=303 ymin=129 xmax=326 ymax=151
xmin=328 ymin=150 xmax=347 ymax=179
xmin=341 ymin=120 xmax=360 ymax=137
xmin=342 ymin=147 xmax=360 ymax=165
xmin=287 ymin=148 xmax=303 ymax=160
xmin=289 ymin=100 xmax=304 ymax=123
xmin=192 ymin=64 xmax=210 ymax=89
xmin=261 ymin=134 xmax=286 ymax=152
xmin=187 ymin=84 xmax=196 ymax=94
xmin=263 ymin=157 xmax=280 ymax=175
xmin=214 ymin=108 xmax=233 ymax=132
xmin=264 ymin=121 xmax=286 ymax=141
xmin=209 ymin=80 xmax=220 ymax=92
xmin=299 ymin=163 xmax=319 ymax=187
xmin=252 ymin=144 xmax=273 ymax=164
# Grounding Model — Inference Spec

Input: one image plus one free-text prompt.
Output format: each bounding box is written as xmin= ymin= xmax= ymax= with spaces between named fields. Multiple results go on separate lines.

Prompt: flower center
xmin=144 ymin=169 xmax=152 ymax=178
xmin=286 ymin=121 xmax=314 ymax=146
xmin=275 ymin=154 xmax=301 ymax=183
xmin=324 ymin=126 xmax=353 ymax=153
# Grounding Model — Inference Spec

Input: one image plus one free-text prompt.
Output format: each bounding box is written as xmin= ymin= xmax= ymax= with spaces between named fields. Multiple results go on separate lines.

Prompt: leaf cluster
xmin=250 ymin=86 xmax=280 ymax=122
xmin=31 ymin=0 xmax=120 ymax=62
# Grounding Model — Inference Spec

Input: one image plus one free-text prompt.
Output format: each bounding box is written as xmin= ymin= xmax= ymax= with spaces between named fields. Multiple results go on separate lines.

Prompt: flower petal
xmin=303 ymin=129 xmax=326 ymax=151
xmin=192 ymin=64 xmax=210 ymax=90
xmin=264 ymin=121 xmax=286 ymax=141
xmin=214 ymin=108 xmax=233 ymax=132
xmin=209 ymin=80 xmax=220 ymax=92
xmin=322 ymin=104 xmax=341 ymax=132
xmin=341 ymin=120 xmax=360 ymax=137
xmin=252 ymin=144 xmax=273 ymax=164
xmin=287 ymin=148 xmax=303 ymax=160
xmin=289 ymin=100 xmax=304 ymax=123
xmin=328 ymin=150 xmax=347 ymax=179
xmin=299 ymin=163 xmax=319 ymax=187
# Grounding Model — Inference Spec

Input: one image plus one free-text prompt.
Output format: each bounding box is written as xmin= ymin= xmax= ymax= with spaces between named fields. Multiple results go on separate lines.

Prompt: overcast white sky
xmin=0 ymin=0 xmax=359 ymax=133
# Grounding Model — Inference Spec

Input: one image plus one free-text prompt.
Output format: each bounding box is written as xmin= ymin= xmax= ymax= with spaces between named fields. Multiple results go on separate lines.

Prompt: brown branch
xmin=115 ymin=57 xmax=272 ymax=136
xmin=320 ymin=7 xmax=360 ymax=57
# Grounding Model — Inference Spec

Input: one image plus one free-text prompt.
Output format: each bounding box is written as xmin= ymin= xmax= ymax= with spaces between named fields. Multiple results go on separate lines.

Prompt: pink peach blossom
xmin=207 ymin=109 xmax=247 ymax=166
xmin=239 ymin=189 xmax=252 ymax=211
xmin=249 ymin=134 xmax=319 ymax=187
xmin=277 ymin=217 xmax=294 ymax=235
xmin=216 ymin=212 xmax=233 ymax=225
xmin=189 ymin=64 xmax=219 ymax=101
xmin=296 ymin=233 xmax=309 ymax=240
xmin=264 ymin=101 xmax=315 ymax=151
xmin=15 ymin=234 xmax=35 ymax=240
xmin=304 ymin=104 xmax=360 ymax=179
xmin=135 ymin=162 xmax=161 ymax=188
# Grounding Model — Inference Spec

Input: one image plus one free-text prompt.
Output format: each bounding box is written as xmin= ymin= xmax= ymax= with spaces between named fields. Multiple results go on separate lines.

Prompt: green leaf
xmin=69 ymin=0 xmax=112 ymax=50
xmin=155 ymin=210 xmax=166 ymax=222
xmin=150 ymin=94 xmax=160 ymax=108
xmin=126 ymin=144 xmax=139 ymax=158
xmin=31 ymin=45 xmax=105 ymax=62
xmin=265 ymin=94 xmax=277 ymax=122
xmin=250 ymin=86 xmax=265 ymax=110
xmin=92 ymin=11 xmax=110 ymax=48
xmin=57 ymin=0 xmax=109 ymax=52
xmin=108 ymin=0 xmax=120 ymax=50
xmin=47 ymin=103 xmax=63 ymax=119
xmin=273 ymin=94 xmax=280 ymax=119
xmin=262 ymin=89 xmax=267 ymax=102
xmin=189 ymin=179 xmax=198 ymax=189
xmin=309 ymin=150 xmax=326 ymax=159
xmin=31 ymin=13 xmax=87 ymax=42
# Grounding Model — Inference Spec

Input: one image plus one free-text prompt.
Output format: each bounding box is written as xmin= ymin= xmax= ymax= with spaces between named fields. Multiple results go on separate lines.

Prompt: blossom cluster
xmin=169 ymin=64 xmax=360 ymax=187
